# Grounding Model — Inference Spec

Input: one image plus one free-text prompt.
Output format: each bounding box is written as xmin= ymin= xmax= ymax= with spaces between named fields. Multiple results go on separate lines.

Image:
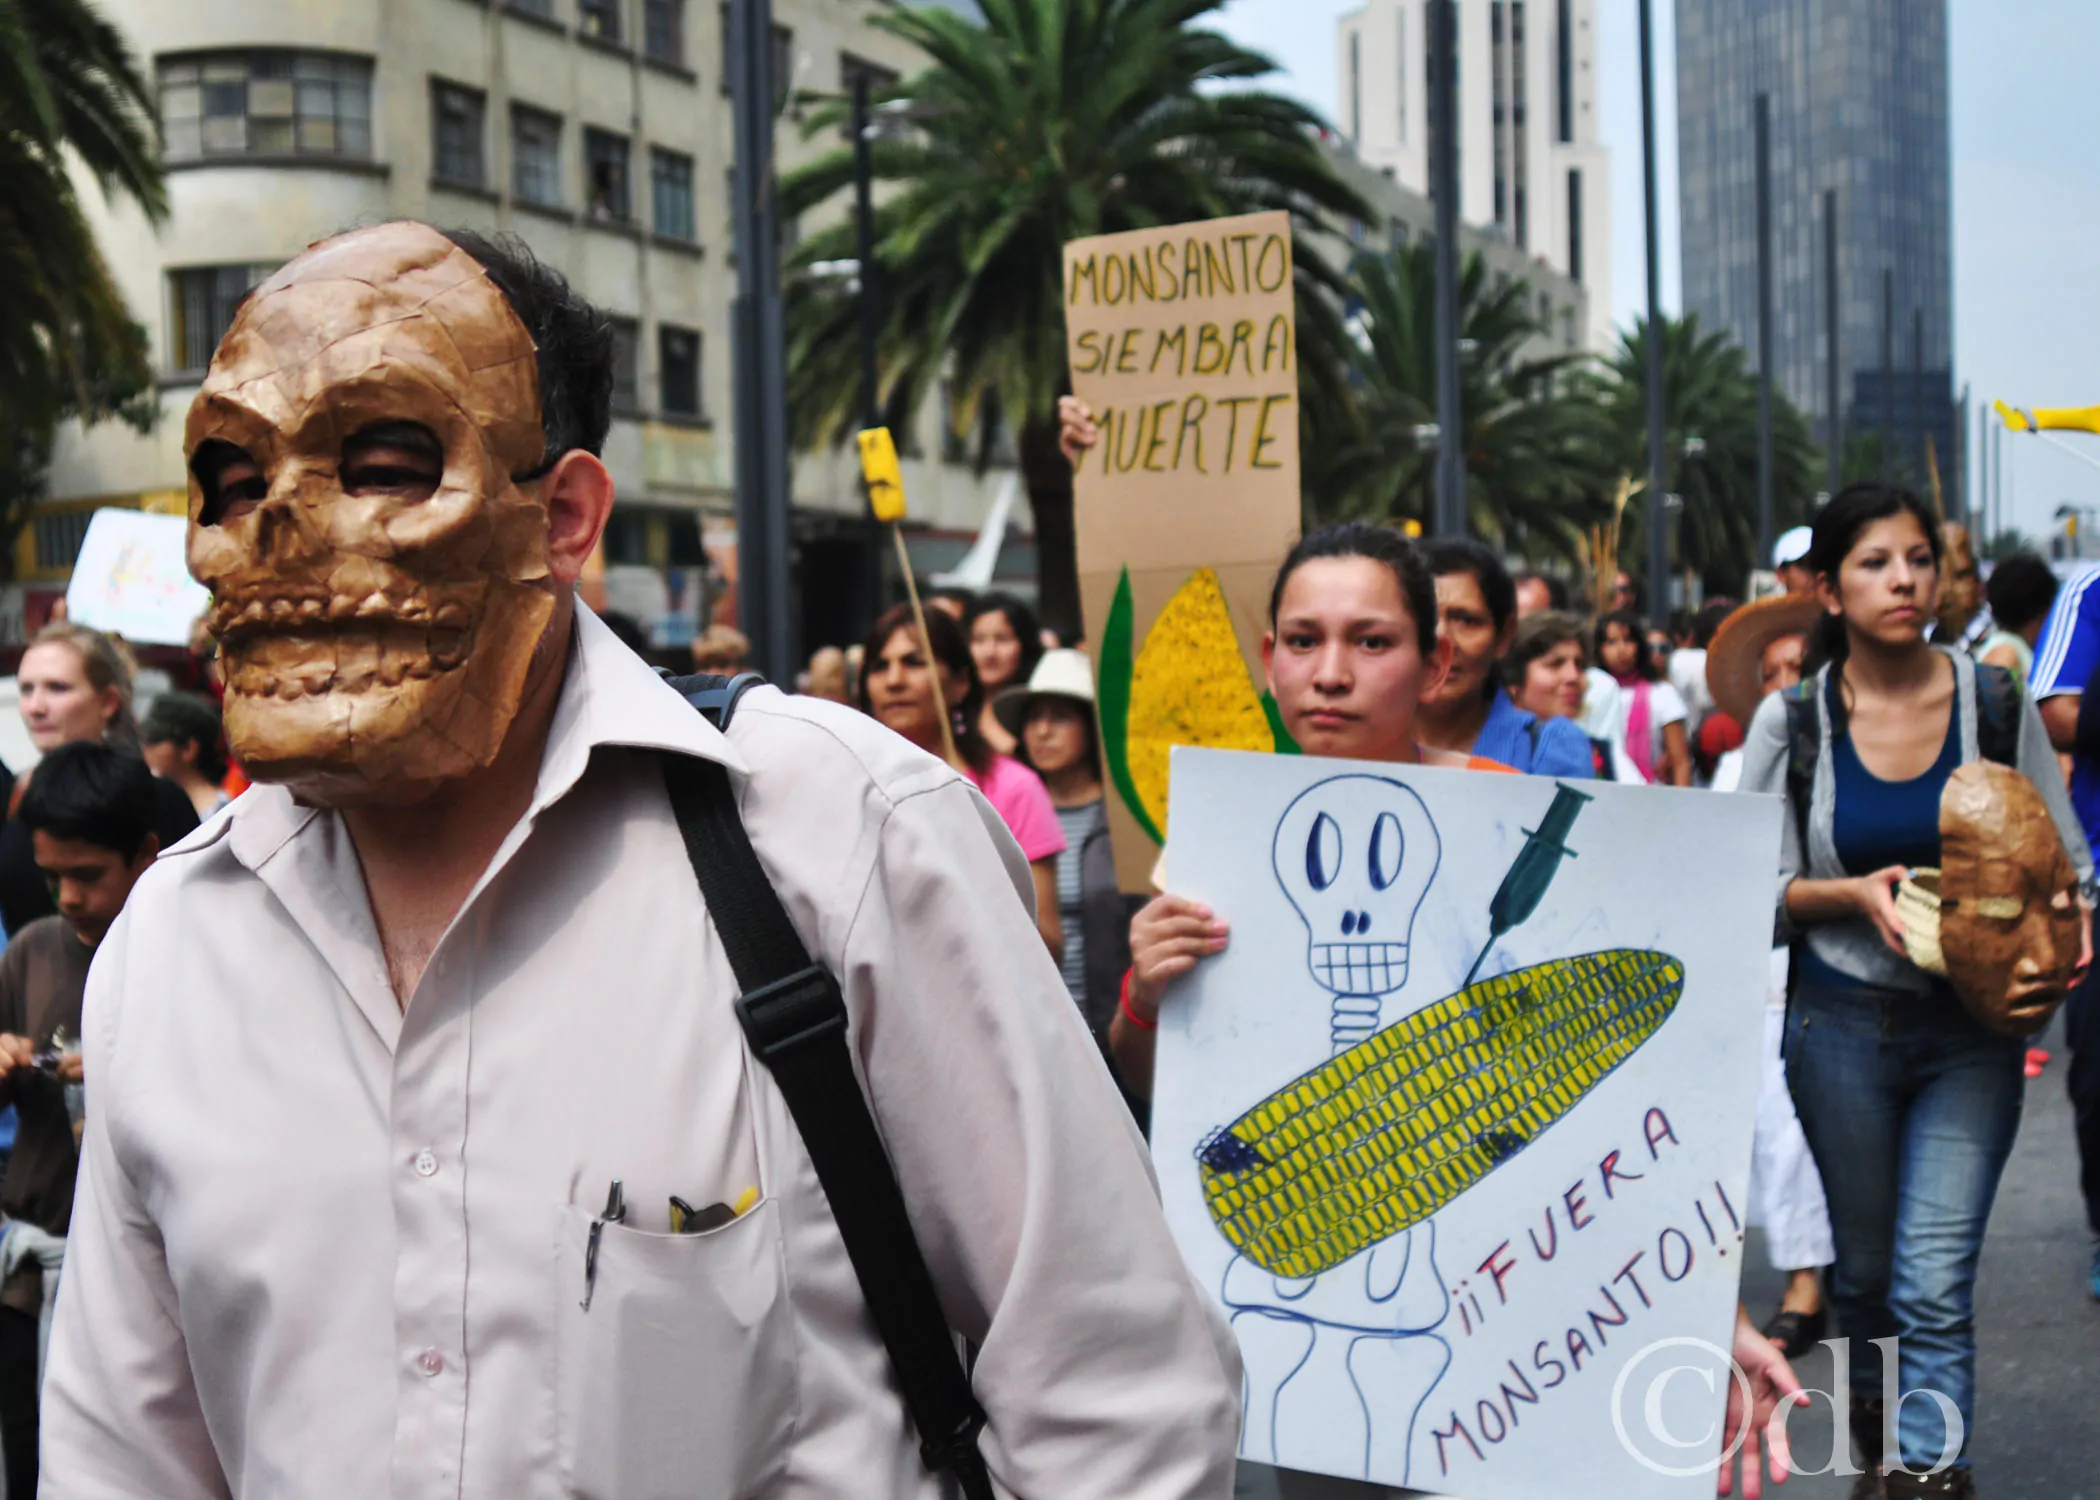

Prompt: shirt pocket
xmin=554 ymin=1197 xmax=799 ymax=1500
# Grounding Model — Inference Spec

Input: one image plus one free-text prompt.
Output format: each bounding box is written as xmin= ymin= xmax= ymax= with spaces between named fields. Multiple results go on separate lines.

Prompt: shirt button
xmin=415 ymin=1348 xmax=445 ymax=1378
xmin=412 ymin=1149 xmax=439 ymax=1178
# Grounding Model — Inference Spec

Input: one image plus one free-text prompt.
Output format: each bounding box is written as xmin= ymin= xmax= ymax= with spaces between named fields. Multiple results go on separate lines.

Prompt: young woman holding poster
xmin=1059 ymin=398 xmax=1799 ymax=1500
xmin=1739 ymin=483 xmax=2093 ymax=1500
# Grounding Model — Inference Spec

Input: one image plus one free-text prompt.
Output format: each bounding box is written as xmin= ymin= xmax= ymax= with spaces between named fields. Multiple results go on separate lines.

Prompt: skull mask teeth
xmin=184 ymin=222 xmax=555 ymax=806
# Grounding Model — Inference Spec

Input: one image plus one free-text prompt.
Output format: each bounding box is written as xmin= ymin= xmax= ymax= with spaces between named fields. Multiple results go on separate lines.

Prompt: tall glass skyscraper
xmin=1676 ymin=0 xmax=1955 ymax=506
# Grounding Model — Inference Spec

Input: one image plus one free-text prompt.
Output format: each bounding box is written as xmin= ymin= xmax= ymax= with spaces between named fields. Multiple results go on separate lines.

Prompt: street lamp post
xmin=1638 ymin=0 xmax=1668 ymax=618
xmin=728 ymin=0 xmax=794 ymax=683
xmin=851 ymin=71 xmax=885 ymax=628
xmin=1754 ymin=92 xmax=1775 ymax=564
xmin=1429 ymin=0 xmax=1464 ymax=537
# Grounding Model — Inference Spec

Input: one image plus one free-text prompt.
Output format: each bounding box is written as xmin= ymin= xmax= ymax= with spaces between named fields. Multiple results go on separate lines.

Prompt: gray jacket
xmin=1738 ymin=647 xmax=2095 ymax=992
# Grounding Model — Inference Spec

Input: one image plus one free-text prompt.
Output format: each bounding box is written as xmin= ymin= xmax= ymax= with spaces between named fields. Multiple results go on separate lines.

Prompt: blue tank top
xmin=1828 ymin=673 xmax=1961 ymax=877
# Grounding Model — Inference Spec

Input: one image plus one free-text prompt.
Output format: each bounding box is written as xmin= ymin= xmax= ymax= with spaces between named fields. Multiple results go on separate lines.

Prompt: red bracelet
xmin=1119 ymin=968 xmax=1157 ymax=1031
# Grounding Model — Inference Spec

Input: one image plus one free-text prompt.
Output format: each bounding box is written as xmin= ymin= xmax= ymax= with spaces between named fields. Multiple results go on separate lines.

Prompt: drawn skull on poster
xmin=1220 ymin=774 xmax=1453 ymax=1483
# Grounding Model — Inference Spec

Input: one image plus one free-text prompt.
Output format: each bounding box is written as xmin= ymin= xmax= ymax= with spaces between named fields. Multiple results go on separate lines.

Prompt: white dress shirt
xmin=43 ymin=605 xmax=1241 ymax=1499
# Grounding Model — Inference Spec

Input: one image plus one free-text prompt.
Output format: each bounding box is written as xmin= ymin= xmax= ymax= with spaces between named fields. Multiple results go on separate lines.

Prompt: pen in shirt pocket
xmin=669 ymin=1185 xmax=758 ymax=1234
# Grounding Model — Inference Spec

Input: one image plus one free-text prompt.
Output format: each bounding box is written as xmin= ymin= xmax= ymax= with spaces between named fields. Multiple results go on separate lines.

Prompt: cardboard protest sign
xmin=1063 ymin=210 xmax=1304 ymax=888
xmin=1151 ymin=748 xmax=1781 ymax=1500
xmin=65 ymin=508 xmax=212 ymax=647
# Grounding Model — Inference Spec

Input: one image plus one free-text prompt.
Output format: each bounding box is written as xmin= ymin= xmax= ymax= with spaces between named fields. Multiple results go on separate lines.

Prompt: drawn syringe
xmin=1462 ymin=782 xmax=1593 ymax=987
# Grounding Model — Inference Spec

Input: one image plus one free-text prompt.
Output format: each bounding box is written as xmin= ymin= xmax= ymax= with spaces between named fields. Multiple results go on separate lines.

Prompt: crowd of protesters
xmin=1 ymin=235 xmax=2088 ymax=1500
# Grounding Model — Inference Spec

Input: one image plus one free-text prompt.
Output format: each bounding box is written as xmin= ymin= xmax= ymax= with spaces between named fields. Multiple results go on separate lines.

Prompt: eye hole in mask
xmin=192 ymin=439 xmax=268 ymax=527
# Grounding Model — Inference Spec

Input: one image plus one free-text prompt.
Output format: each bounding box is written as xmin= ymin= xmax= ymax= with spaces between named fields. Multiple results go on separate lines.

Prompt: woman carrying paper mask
xmin=1738 ymin=482 xmax=2094 ymax=1500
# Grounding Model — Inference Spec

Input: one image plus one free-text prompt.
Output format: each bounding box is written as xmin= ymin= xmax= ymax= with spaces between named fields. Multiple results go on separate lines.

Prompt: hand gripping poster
xmin=1150 ymin=749 xmax=1782 ymax=1500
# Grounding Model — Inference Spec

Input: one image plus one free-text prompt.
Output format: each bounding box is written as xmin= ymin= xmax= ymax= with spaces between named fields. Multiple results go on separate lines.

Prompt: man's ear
xmin=1260 ymin=630 xmax=1276 ymax=695
xmin=541 ymin=450 xmax=615 ymax=588
xmin=133 ymin=832 xmax=162 ymax=872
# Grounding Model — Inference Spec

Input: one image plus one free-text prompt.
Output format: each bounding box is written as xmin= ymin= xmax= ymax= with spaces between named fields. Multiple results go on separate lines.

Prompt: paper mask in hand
xmin=1897 ymin=761 xmax=2083 ymax=1036
xmin=184 ymin=221 xmax=555 ymax=805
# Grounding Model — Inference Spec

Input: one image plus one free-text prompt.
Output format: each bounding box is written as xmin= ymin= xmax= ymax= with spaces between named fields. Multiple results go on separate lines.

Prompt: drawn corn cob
xmin=1197 ymin=948 xmax=1684 ymax=1280
xmin=1098 ymin=565 xmax=1280 ymax=842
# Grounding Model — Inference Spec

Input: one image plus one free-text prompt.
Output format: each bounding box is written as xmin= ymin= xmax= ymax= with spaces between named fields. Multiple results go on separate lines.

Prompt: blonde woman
xmin=0 ymin=624 xmax=198 ymax=933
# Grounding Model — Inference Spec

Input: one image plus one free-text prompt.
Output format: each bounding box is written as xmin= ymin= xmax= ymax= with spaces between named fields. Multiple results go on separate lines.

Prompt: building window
xmin=838 ymin=52 xmax=898 ymax=136
xmin=650 ymin=146 xmax=695 ymax=240
xmin=1556 ymin=0 xmax=1573 ymax=143
xmin=579 ymin=0 xmax=622 ymax=45
xmin=511 ymin=104 xmax=562 ymax=206
xmin=33 ymin=512 xmax=98 ymax=574
xmin=431 ymin=80 xmax=486 ymax=188
xmin=159 ymin=51 xmax=372 ymax=162
xmin=1566 ymin=166 xmax=1583 ymax=283
xmin=1348 ymin=29 xmax=1361 ymax=141
xmin=659 ymin=324 xmax=702 ymax=418
xmin=771 ymin=23 xmax=794 ymax=106
xmin=169 ymin=264 xmax=269 ymax=373
xmin=584 ymin=127 xmax=631 ymax=221
xmin=644 ymin=0 xmax=683 ymax=65
xmin=609 ymin=317 xmax=641 ymax=412
xmin=510 ymin=0 xmax=555 ymax=16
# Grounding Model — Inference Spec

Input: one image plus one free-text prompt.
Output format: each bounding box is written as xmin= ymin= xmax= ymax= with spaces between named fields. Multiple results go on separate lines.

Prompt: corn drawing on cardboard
xmin=1197 ymin=948 xmax=1684 ymax=1279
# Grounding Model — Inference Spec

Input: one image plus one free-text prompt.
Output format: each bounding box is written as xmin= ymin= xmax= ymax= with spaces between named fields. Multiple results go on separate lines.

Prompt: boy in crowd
xmin=0 ymin=743 xmax=160 ymax=1496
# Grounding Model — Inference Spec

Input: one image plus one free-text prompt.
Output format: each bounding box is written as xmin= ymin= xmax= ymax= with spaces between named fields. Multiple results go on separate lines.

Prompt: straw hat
xmin=1704 ymin=594 xmax=1823 ymax=725
xmin=992 ymin=648 xmax=1095 ymax=739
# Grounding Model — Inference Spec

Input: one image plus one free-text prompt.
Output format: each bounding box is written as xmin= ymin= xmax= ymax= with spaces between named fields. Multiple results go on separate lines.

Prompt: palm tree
xmin=1580 ymin=313 xmax=1819 ymax=598
xmin=777 ymin=0 xmax=1368 ymax=636
xmin=1319 ymin=244 xmax=1612 ymax=563
xmin=0 ymin=0 xmax=167 ymax=546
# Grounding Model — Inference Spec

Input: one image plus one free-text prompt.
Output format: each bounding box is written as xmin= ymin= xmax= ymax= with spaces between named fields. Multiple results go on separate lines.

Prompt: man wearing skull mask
xmin=39 ymin=223 xmax=1240 ymax=1497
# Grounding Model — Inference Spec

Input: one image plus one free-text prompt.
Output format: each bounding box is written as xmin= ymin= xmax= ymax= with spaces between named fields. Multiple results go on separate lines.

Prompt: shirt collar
xmin=226 ymin=599 xmax=749 ymax=874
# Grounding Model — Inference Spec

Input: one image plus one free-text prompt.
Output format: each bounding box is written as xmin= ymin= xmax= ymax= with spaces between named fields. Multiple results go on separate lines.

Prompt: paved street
xmin=1238 ymin=1011 xmax=2099 ymax=1500
xmin=1741 ymin=1008 xmax=2100 ymax=1500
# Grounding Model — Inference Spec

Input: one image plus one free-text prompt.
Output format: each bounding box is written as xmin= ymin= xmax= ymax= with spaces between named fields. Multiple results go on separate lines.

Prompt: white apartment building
xmin=42 ymin=0 xmax=1023 ymax=652
xmin=1336 ymin=0 xmax=1613 ymax=351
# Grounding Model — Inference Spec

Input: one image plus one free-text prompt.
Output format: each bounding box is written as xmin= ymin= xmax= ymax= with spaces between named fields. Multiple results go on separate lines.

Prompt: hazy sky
xmin=1210 ymin=0 xmax=2100 ymax=541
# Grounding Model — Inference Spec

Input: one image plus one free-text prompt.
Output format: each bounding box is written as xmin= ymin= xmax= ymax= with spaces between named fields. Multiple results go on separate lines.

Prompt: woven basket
xmin=1894 ymin=869 xmax=1950 ymax=976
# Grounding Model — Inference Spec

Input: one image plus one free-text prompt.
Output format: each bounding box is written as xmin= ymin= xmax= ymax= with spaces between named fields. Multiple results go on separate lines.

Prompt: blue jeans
xmin=1784 ymin=977 xmax=2023 ymax=1472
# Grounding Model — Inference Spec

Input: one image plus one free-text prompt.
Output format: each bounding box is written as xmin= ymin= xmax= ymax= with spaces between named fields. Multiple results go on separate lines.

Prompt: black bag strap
xmin=1781 ymin=679 xmax=1821 ymax=857
xmin=1973 ymin=662 xmax=2021 ymax=767
xmin=656 ymin=678 xmax=995 ymax=1500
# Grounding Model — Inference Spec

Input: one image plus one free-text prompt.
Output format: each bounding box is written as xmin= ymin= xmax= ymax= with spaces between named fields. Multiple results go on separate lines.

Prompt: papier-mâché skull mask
xmin=1895 ymin=761 xmax=2083 ymax=1037
xmin=185 ymin=221 xmax=554 ymax=805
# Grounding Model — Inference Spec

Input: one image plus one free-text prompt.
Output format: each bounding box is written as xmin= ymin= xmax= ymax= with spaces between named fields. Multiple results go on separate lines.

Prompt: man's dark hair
xmin=19 ymin=742 xmax=157 ymax=860
xmin=926 ymin=586 xmax=978 ymax=617
xmin=442 ymin=227 xmax=615 ymax=468
xmin=1691 ymin=598 xmax=1737 ymax=651
xmin=1422 ymin=538 xmax=1518 ymax=636
xmin=1985 ymin=552 xmax=2058 ymax=635
xmin=141 ymin=690 xmax=229 ymax=785
xmin=1512 ymin=570 xmax=1570 ymax=611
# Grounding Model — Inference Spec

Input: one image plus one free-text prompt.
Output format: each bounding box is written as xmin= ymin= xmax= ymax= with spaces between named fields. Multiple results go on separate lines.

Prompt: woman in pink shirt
xmin=858 ymin=603 xmax=1065 ymax=955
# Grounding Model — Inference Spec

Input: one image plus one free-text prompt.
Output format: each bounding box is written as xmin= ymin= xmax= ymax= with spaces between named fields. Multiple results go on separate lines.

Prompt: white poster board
xmin=1151 ymin=748 xmax=1782 ymax=1500
xmin=64 ymin=509 xmax=210 ymax=648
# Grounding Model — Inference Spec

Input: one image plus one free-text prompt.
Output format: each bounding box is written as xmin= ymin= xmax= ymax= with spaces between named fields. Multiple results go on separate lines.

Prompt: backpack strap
xmin=658 ymin=669 xmax=769 ymax=733
xmin=1972 ymin=662 xmax=2021 ymax=767
xmin=1781 ymin=679 xmax=1821 ymax=858
xmin=656 ymin=716 xmax=995 ymax=1500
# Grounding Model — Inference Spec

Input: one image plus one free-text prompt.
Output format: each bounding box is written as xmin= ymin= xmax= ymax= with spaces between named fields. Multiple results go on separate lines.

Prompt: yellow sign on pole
xmin=857 ymin=426 xmax=907 ymax=521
